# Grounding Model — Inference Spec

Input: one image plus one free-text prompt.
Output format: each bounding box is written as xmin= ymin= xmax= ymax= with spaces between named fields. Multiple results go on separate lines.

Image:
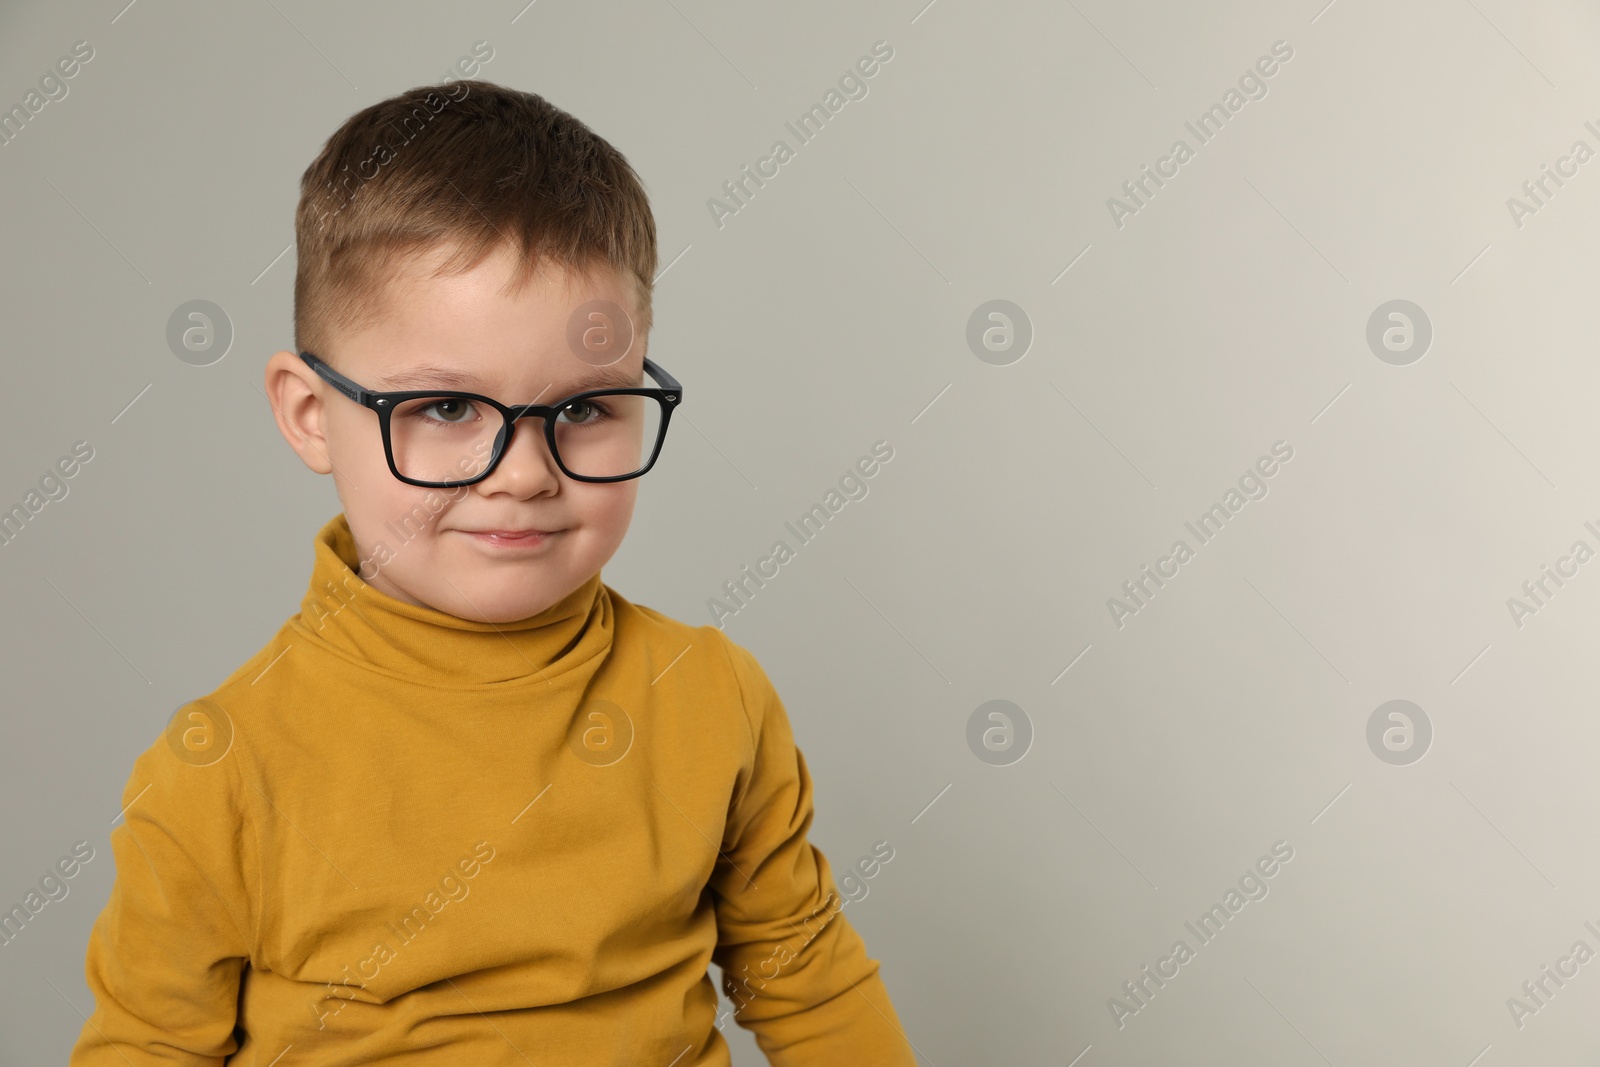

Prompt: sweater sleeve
xmin=70 ymin=703 xmax=258 ymax=1065
xmin=708 ymin=640 xmax=917 ymax=1066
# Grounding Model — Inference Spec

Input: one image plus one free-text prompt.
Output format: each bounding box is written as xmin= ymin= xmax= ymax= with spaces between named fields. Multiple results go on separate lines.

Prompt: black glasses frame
xmin=298 ymin=350 xmax=683 ymax=487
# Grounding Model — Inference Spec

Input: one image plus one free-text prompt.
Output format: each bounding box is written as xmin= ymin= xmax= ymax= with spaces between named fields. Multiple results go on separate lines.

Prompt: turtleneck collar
xmin=291 ymin=512 xmax=613 ymax=689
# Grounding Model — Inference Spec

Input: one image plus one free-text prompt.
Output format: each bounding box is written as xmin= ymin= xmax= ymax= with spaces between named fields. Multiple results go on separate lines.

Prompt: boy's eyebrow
xmin=375 ymin=364 xmax=643 ymax=393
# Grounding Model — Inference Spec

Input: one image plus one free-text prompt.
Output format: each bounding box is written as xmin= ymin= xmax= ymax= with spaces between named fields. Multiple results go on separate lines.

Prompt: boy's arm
xmin=70 ymin=707 xmax=257 ymax=1065
xmin=708 ymin=640 xmax=918 ymax=1066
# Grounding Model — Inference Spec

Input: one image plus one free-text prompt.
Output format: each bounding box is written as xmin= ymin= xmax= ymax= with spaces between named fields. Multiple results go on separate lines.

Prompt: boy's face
xmin=265 ymin=241 xmax=646 ymax=624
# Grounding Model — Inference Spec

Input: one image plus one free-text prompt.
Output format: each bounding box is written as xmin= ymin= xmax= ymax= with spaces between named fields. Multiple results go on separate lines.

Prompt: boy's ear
xmin=263 ymin=350 xmax=334 ymax=475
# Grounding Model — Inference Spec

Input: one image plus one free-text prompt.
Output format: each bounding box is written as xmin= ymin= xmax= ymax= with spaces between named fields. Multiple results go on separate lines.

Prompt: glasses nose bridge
xmin=507 ymin=403 xmax=550 ymax=423
xmin=488 ymin=401 xmax=558 ymax=476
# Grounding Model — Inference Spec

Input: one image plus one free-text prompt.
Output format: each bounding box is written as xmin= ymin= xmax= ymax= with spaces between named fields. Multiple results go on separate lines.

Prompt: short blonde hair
xmin=293 ymin=80 xmax=657 ymax=366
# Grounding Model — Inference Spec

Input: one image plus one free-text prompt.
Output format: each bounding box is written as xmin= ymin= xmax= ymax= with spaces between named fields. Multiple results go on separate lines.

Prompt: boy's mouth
xmin=457 ymin=528 xmax=561 ymax=549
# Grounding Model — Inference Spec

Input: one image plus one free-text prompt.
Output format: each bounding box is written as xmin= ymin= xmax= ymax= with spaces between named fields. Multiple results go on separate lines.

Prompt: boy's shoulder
xmin=147 ymin=617 xmax=301 ymax=770
xmin=607 ymin=584 xmax=762 ymax=671
xmin=607 ymin=591 xmax=790 ymax=777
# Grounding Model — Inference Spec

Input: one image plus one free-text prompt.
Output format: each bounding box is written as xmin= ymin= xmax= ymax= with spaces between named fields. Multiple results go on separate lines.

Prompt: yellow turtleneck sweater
xmin=70 ymin=513 xmax=916 ymax=1066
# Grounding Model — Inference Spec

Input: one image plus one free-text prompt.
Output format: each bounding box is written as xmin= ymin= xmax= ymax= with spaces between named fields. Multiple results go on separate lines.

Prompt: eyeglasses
xmin=298 ymin=351 xmax=682 ymax=487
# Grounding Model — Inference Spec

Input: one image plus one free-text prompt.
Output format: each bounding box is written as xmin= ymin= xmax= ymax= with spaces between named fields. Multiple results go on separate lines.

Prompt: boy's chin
xmin=411 ymin=572 xmax=577 ymax=624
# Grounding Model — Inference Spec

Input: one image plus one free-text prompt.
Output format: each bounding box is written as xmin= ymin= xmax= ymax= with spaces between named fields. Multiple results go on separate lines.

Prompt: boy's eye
xmin=559 ymin=399 xmax=605 ymax=424
xmin=418 ymin=398 xmax=477 ymax=423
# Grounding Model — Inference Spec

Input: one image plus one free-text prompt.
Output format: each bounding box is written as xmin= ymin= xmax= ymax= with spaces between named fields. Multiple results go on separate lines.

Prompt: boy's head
xmin=264 ymin=80 xmax=661 ymax=624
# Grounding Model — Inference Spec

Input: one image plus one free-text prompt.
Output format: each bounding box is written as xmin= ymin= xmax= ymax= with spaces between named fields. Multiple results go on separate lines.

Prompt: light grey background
xmin=4 ymin=0 xmax=1600 ymax=1063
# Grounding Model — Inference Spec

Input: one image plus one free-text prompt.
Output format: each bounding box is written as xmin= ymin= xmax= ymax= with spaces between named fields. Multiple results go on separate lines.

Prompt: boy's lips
xmin=456 ymin=527 xmax=562 ymax=551
xmin=453 ymin=527 xmax=564 ymax=549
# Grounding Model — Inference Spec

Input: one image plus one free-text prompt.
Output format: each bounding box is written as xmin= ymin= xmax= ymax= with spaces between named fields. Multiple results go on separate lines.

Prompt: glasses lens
xmin=550 ymin=392 xmax=663 ymax=479
xmin=388 ymin=396 xmax=501 ymax=484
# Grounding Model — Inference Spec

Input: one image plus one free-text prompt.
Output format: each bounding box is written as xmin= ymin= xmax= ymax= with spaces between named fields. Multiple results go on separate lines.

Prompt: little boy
xmin=70 ymin=79 xmax=916 ymax=1066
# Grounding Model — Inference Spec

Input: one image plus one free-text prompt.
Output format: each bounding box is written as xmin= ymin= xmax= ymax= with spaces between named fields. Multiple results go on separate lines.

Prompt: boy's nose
xmin=479 ymin=416 xmax=562 ymax=495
